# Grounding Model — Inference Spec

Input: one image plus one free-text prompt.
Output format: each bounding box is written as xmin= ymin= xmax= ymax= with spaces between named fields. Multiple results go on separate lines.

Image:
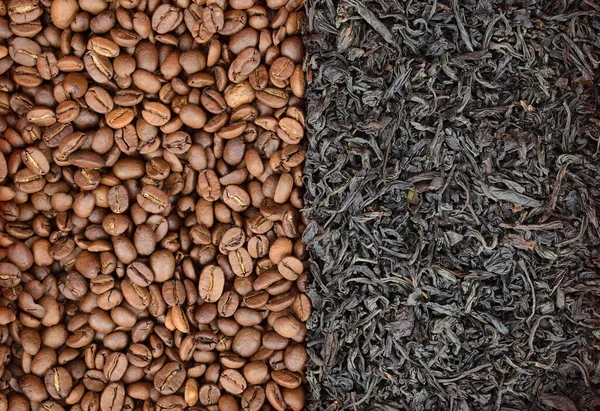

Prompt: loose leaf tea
xmin=304 ymin=0 xmax=600 ymax=409
xmin=0 ymin=0 xmax=309 ymax=409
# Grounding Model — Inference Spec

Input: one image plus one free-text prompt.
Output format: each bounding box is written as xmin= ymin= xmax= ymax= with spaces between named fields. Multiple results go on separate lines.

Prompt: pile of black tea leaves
xmin=302 ymin=0 xmax=600 ymax=409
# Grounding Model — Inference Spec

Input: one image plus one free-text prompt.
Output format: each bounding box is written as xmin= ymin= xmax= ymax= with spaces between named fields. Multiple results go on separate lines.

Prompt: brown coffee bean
xmin=105 ymin=107 xmax=134 ymax=128
xmin=272 ymin=314 xmax=300 ymax=338
xmin=222 ymin=185 xmax=250 ymax=212
xmin=0 ymin=306 xmax=15 ymax=325
xmin=103 ymin=352 xmax=128 ymax=382
xmin=154 ymin=362 xmax=186 ymax=395
xmin=219 ymin=369 xmax=247 ymax=395
xmin=152 ymin=4 xmax=183 ymax=34
xmin=179 ymin=104 xmax=207 ymax=128
xmin=271 ymin=369 xmax=302 ymax=389
xmin=241 ymin=385 xmax=266 ymax=411
xmin=44 ymin=367 xmax=73 ymax=399
xmin=232 ymin=326 xmax=262 ymax=358
xmin=284 ymin=343 xmax=307 ymax=372
xmin=201 ymin=89 xmax=227 ymax=114
xmin=83 ymin=51 xmax=113 ymax=84
xmin=187 ymin=72 xmax=215 ymax=88
xmin=55 ymin=100 xmax=80 ymax=123
xmin=27 ymin=106 xmax=56 ymax=126
xmin=290 ymin=65 xmax=305 ymax=98
xmin=180 ymin=50 xmax=206 ymax=74
xmin=197 ymin=169 xmax=221 ymax=202
xmin=21 ymin=374 xmax=48 ymax=402
xmin=203 ymin=5 xmax=225 ymax=34
xmin=266 ymin=381 xmax=286 ymax=411
xmin=114 ymin=89 xmax=144 ymax=107
xmin=163 ymin=131 xmax=191 ymax=154
xmin=68 ymin=150 xmax=105 ymax=168
xmin=256 ymin=88 xmax=288 ymax=108
xmin=127 ymin=344 xmax=152 ymax=368
xmin=229 ymin=247 xmax=254 ymax=277
xmin=277 ymin=255 xmax=302 ymax=281
xmin=217 ymin=290 xmax=240 ymax=318
xmin=247 ymin=235 xmax=269 ymax=259
xmin=277 ymin=117 xmax=303 ymax=144
xmin=270 ymin=57 xmax=295 ymax=81
xmin=281 ymin=386 xmax=305 ymax=411
xmin=266 ymin=293 xmax=296 ymax=312
xmin=292 ymin=293 xmax=311 ymax=322
xmin=137 ymin=185 xmax=170 ymax=214
xmin=219 ymin=227 xmax=246 ymax=252
xmin=21 ymin=146 xmax=50 ymax=175
xmin=107 ymin=185 xmax=129 ymax=214
xmin=100 ymin=382 xmax=125 ymax=411
xmin=198 ymin=265 xmax=225 ymax=303
xmin=198 ymin=383 xmax=221 ymax=406
xmin=229 ymin=48 xmax=261 ymax=83
xmin=224 ymin=81 xmax=256 ymax=109
xmin=142 ymin=101 xmax=171 ymax=126
xmin=220 ymin=10 xmax=248 ymax=36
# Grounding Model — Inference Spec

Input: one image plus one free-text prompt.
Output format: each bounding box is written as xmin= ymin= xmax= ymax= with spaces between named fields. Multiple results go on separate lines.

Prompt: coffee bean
xmin=154 ymin=362 xmax=186 ymax=395
xmin=152 ymin=4 xmax=182 ymax=34
xmin=114 ymin=89 xmax=143 ymax=107
xmin=103 ymin=352 xmax=128 ymax=382
xmin=229 ymin=247 xmax=254 ymax=277
xmin=224 ymin=81 xmax=256 ymax=109
xmin=201 ymin=89 xmax=227 ymax=114
xmin=141 ymin=101 xmax=171 ymax=126
xmin=220 ymin=10 xmax=247 ymax=36
xmin=44 ymin=367 xmax=73 ymax=399
xmin=219 ymin=369 xmax=247 ymax=395
xmin=293 ymin=293 xmax=312 ymax=322
xmin=232 ymin=327 xmax=262 ymax=358
xmin=229 ymin=48 xmax=261 ymax=83
xmin=100 ymin=382 xmax=125 ymax=411
xmin=51 ymin=0 xmax=79 ymax=29
xmin=137 ymin=185 xmax=170 ymax=214
xmin=241 ymin=385 xmax=266 ymax=411
xmin=21 ymin=374 xmax=48 ymax=402
xmin=198 ymin=383 xmax=221 ymax=406
xmin=203 ymin=5 xmax=225 ymax=34
xmin=197 ymin=169 xmax=221 ymax=202
xmin=282 ymin=386 xmax=306 ymax=411
xmin=256 ymin=87 xmax=289 ymax=108
xmin=266 ymin=381 xmax=286 ymax=411
xmin=222 ymin=185 xmax=250 ymax=212
xmin=107 ymin=185 xmax=129 ymax=214
xmin=290 ymin=65 xmax=305 ymax=98
xmin=198 ymin=265 xmax=225 ymax=303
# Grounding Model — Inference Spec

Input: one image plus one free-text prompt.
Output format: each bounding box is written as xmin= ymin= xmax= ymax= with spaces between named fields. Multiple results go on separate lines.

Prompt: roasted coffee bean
xmin=198 ymin=265 xmax=225 ymax=303
xmin=152 ymin=4 xmax=182 ymax=34
xmin=100 ymin=382 xmax=125 ymax=411
xmin=219 ymin=369 xmax=247 ymax=395
xmin=198 ymin=383 xmax=221 ymax=406
xmin=44 ymin=367 xmax=73 ymax=399
xmin=154 ymin=362 xmax=186 ymax=395
xmin=232 ymin=327 xmax=262 ymax=358
xmin=21 ymin=146 xmax=50 ymax=175
xmin=137 ymin=185 xmax=170 ymax=214
xmin=241 ymin=385 xmax=266 ymax=411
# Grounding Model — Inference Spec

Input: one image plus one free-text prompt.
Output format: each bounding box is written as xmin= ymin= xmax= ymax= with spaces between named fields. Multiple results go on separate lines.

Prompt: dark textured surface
xmin=302 ymin=0 xmax=600 ymax=409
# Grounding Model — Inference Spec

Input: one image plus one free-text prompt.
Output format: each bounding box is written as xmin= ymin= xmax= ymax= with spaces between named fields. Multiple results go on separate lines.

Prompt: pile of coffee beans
xmin=0 ymin=0 xmax=309 ymax=408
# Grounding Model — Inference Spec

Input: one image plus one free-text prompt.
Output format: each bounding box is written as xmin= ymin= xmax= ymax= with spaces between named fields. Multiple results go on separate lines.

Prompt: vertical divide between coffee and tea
xmin=0 ymin=0 xmax=310 ymax=409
